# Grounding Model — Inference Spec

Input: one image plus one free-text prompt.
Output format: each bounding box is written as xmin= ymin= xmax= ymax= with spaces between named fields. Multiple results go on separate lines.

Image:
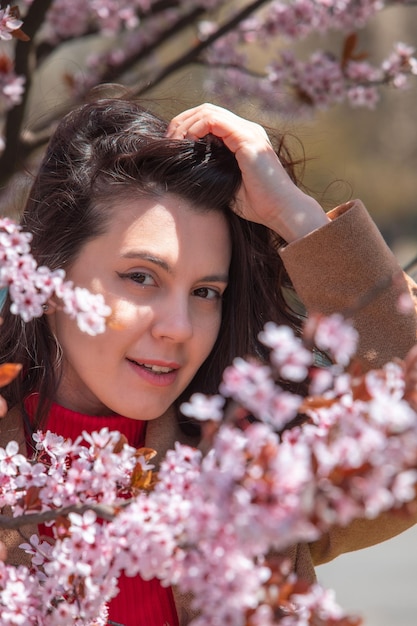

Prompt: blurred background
xmin=317 ymin=524 xmax=417 ymax=626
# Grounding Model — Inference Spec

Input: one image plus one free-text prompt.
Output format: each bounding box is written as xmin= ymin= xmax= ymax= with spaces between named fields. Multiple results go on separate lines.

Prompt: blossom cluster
xmin=40 ymin=0 xmax=151 ymax=43
xmin=199 ymin=0 xmax=415 ymax=109
xmin=0 ymin=313 xmax=416 ymax=624
xmin=0 ymin=217 xmax=111 ymax=334
xmin=0 ymin=5 xmax=22 ymax=41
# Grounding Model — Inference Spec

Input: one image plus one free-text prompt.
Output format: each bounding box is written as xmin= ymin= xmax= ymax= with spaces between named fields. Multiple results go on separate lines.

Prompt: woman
xmin=0 ymin=97 xmax=416 ymax=625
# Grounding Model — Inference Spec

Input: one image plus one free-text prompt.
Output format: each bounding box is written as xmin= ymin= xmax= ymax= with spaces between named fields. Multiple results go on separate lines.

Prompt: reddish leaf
xmin=12 ymin=28 xmax=30 ymax=42
xmin=341 ymin=32 xmax=368 ymax=70
xmin=54 ymin=515 xmax=71 ymax=539
xmin=23 ymin=486 xmax=42 ymax=511
xmin=130 ymin=456 xmax=156 ymax=493
xmin=342 ymin=33 xmax=358 ymax=66
xmin=299 ymin=396 xmax=337 ymax=411
xmin=0 ymin=362 xmax=22 ymax=387
xmin=0 ymin=54 xmax=13 ymax=74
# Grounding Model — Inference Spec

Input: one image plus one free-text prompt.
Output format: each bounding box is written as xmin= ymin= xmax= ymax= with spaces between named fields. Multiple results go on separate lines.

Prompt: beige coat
xmin=1 ymin=200 xmax=417 ymax=624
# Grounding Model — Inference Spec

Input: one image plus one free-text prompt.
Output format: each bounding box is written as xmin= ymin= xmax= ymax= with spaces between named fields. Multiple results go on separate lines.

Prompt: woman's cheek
xmin=201 ymin=311 xmax=223 ymax=357
xmin=106 ymin=300 xmax=149 ymax=331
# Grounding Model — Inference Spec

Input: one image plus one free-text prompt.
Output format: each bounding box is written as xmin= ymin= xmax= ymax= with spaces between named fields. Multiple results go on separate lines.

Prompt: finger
xmin=167 ymin=103 xmax=251 ymax=136
xmin=167 ymin=103 xmax=225 ymax=133
xmin=166 ymin=105 xmax=207 ymax=138
xmin=167 ymin=107 xmax=234 ymax=142
xmin=168 ymin=107 xmax=270 ymax=159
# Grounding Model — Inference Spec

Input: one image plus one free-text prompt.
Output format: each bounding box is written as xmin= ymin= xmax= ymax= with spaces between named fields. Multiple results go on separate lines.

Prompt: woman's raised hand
xmin=166 ymin=103 xmax=329 ymax=242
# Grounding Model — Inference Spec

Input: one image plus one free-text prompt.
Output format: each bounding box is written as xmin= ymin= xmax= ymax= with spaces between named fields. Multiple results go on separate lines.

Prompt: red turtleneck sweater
xmin=24 ymin=395 xmax=179 ymax=626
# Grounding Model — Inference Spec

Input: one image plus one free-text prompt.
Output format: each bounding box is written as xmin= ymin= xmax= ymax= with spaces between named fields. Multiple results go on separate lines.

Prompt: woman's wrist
xmin=268 ymin=191 xmax=330 ymax=243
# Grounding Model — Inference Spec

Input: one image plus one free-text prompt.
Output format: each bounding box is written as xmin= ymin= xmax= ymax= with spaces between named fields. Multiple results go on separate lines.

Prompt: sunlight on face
xmin=48 ymin=194 xmax=231 ymax=420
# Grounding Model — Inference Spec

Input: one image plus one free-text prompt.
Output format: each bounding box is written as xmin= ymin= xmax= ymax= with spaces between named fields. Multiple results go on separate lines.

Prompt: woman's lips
xmin=126 ymin=358 xmax=179 ymax=387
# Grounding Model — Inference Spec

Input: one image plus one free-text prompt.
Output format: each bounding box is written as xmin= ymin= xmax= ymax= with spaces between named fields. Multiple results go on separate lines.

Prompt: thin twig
xmin=0 ymin=501 xmax=128 ymax=529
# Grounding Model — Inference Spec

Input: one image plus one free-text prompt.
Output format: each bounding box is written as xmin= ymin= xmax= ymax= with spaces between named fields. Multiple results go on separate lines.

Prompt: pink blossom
xmin=68 ymin=510 xmax=98 ymax=545
xmin=181 ymin=393 xmax=225 ymax=422
xmin=0 ymin=441 xmax=26 ymax=476
xmin=347 ymin=84 xmax=379 ymax=108
xmin=0 ymin=6 xmax=23 ymax=41
xmin=259 ymin=322 xmax=313 ymax=381
xmin=312 ymin=314 xmax=358 ymax=365
xmin=0 ymin=56 xmax=25 ymax=114
xmin=220 ymin=357 xmax=279 ymax=421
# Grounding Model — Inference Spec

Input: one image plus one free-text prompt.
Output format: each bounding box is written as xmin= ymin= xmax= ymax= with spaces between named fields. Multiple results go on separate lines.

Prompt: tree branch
xmin=0 ymin=0 xmax=54 ymax=185
xmin=97 ymin=6 xmax=205 ymax=85
xmin=134 ymin=0 xmax=271 ymax=96
xmin=0 ymin=501 xmax=125 ymax=529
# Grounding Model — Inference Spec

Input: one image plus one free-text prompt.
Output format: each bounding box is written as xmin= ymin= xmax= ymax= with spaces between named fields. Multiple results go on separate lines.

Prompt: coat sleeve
xmin=279 ymin=199 xmax=417 ymax=369
xmin=279 ymin=199 xmax=417 ymax=564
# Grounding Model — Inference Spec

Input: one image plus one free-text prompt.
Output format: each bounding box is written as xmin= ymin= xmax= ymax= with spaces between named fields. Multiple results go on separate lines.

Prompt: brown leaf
xmin=130 ymin=467 xmax=154 ymax=492
xmin=342 ymin=33 xmax=358 ymax=67
xmin=299 ymin=396 xmax=337 ymax=411
xmin=23 ymin=486 xmax=42 ymax=511
xmin=135 ymin=447 xmax=157 ymax=463
xmin=351 ymin=376 xmax=372 ymax=402
xmin=12 ymin=28 xmax=30 ymax=42
xmin=54 ymin=515 xmax=71 ymax=539
xmin=112 ymin=433 xmax=128 ymax=454
xmin=341 ymin=32 xmax=368 ymax=70
xmin=0 ymin=53 xmax=14 ymax=74
xmin=0 ymin=363 xmax=22 ymax=387
xmin=130 ymin=454 xmax=157 ymax=493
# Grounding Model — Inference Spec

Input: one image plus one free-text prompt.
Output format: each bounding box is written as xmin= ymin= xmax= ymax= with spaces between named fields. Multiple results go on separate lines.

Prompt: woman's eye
xmin=193 ymin=287 xmax=220 ymax=300
xmin=119 ymin=272 xmax=155 ymax=286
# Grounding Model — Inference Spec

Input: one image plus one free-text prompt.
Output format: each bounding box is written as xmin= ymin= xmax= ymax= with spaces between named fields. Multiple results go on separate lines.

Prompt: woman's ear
xmin=42 ymin=299 xmax=57 ymax=316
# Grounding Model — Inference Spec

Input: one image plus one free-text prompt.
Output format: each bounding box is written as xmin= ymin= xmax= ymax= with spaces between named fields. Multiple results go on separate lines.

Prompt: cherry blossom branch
xmin=0 ymin=217 xmax=111 ymax=332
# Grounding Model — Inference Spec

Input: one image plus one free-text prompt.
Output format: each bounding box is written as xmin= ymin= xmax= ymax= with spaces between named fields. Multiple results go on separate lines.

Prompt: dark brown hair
xmin=0 ymin=96 xmax=301 ymax=432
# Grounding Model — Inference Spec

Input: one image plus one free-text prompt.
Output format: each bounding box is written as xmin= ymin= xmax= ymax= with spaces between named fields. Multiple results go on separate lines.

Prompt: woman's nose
xmin=151 ymin=296 xmax=193 ymax=342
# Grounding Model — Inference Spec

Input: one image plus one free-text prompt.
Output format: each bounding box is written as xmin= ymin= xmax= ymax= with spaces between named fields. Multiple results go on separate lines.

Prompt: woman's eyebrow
xmin=121 ymin=251 xmax=171 ymax=272
xmin=199 ymin=273 xmax=229 ymax=284
xmin=120 ymin=251 xmax=229 ymax=283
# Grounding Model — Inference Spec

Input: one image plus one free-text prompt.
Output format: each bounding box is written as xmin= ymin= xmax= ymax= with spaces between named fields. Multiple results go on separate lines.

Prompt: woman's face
xmin=48 ymin=193 xmax=231 ymax=420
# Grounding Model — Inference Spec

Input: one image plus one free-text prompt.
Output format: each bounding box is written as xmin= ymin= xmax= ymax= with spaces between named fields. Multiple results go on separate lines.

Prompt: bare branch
xmin=0 ymin=501 xmax=126 ymax=529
